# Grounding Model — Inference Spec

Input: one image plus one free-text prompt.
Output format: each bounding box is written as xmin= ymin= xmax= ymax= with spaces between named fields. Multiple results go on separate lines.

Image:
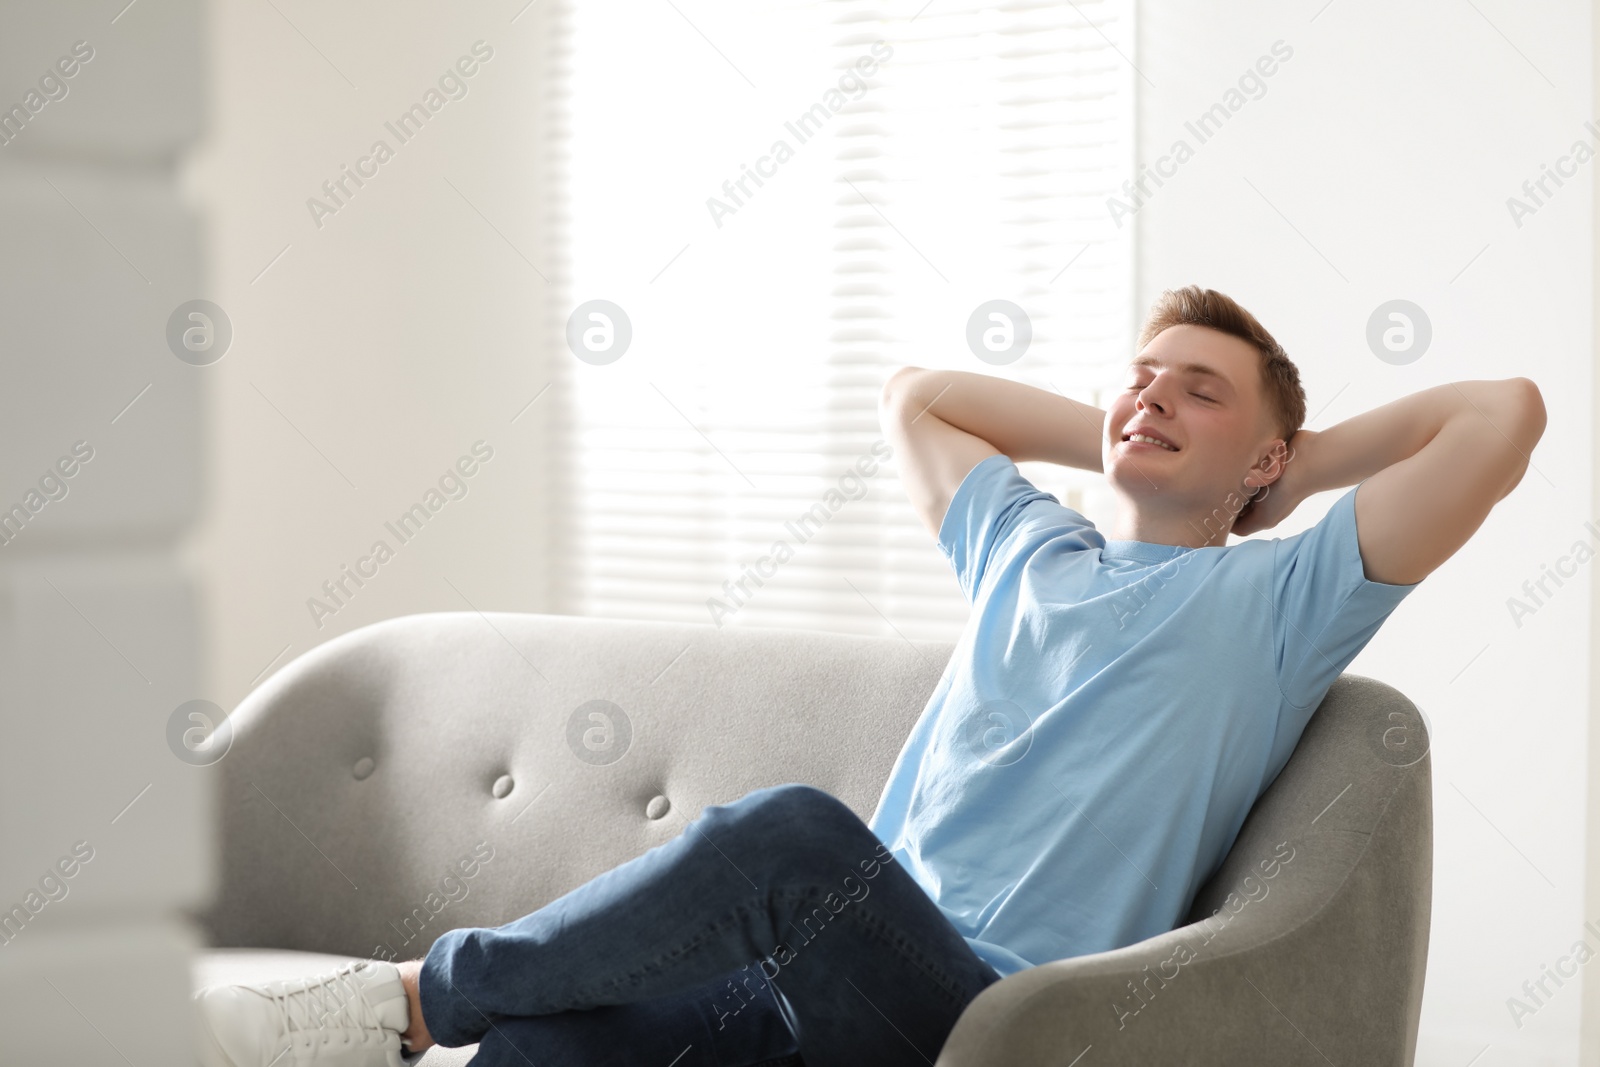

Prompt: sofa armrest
xmin=934 ymin=865 xmax=1354 ymax=1065
xmin=938 ymin=755 xmax=1430 ymax=1066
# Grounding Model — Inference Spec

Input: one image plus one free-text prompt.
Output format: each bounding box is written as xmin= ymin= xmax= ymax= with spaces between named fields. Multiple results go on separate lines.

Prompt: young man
xmin=192 ymin=286 xmax=1546 ymax=1066
xmin=868 ymin=285 xmax=1543 ymax=981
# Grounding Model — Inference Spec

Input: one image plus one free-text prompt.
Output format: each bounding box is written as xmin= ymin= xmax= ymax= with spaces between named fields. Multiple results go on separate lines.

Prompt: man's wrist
xmin=1281 ymin=428 xmax=1326 ymax=504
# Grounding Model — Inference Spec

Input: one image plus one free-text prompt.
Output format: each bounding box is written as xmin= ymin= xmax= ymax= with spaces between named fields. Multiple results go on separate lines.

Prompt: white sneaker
xmin=193 ymin=958 xmax=417 ymax=1066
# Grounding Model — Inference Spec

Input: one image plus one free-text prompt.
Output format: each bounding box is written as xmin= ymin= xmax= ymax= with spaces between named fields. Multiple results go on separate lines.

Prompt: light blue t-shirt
xmin=867 ymin=453 xmax=1421 ymax=978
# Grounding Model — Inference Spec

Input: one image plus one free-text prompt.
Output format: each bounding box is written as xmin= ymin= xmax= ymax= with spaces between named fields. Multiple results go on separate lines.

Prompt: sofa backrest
xmin=1182 ymin=671 xmax=1431 ymax=929
xmin=202 ymin=612 xmax=953 ymax=960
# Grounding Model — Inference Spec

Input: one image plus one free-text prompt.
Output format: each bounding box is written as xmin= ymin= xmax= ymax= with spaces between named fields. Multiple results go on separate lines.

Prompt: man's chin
xmin=1104 ymin=459 xmax=1179 ymax=491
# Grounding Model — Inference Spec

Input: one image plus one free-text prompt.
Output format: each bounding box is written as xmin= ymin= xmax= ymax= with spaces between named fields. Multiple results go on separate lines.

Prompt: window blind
xmin=546 ymin=0 xmax=1135 ymax=644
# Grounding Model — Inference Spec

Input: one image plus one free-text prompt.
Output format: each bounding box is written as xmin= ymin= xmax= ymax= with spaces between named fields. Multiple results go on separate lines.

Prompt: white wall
xmin=183 ymin=2 xmax=558 ymax=713
xmin=1134 ymin=2 xmax=1593 ymax=1063
xmin=0 ymin=1 xmax=208 ymax=1059
xmin=1588 ymin=13 xmax=1600 ymax=1058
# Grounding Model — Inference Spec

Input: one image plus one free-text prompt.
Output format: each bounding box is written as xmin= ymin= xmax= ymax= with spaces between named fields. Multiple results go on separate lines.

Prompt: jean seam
xmin=566 ymin=884 xmax=974 ymax=1012
xmin=767 ymin=886 xmax=975 ymax=1008
xmin=571 ymin=900 xmax=761 ymax=1004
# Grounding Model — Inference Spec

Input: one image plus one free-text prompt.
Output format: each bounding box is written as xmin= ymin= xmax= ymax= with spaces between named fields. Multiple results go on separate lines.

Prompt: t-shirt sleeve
xmin=937 ymin=453 xmax=1095 ymax=602
xmin=1271 ymin=479 xmax=1421 ymax=717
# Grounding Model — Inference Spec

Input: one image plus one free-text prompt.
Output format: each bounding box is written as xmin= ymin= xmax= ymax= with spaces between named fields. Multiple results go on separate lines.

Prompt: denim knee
xmin=718 ymin=783 xmax=866 ymax=840
xmin=703 ymin=783 xmax=887 ymax=880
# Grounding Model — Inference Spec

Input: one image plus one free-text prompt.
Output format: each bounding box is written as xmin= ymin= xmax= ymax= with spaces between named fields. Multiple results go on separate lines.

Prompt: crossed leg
xmin=412 ymin=783 xmax=1002 ymax=1067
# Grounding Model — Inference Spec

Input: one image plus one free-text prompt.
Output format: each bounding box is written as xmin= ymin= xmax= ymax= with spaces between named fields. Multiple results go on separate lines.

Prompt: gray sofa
xmin=193 ymin=611 xmax=1432 ymax=1065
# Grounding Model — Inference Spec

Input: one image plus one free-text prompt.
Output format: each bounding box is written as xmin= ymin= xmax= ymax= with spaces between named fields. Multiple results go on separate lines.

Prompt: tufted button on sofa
xmin=192 ymin=611 xmax=1432 ymax=1065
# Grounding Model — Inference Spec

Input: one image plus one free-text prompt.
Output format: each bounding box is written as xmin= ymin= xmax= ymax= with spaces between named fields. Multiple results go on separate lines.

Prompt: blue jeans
xmin=417 ymin=783 xmax=1004 ymax=1067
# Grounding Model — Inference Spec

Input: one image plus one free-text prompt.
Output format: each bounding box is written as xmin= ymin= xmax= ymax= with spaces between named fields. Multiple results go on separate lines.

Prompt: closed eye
xmin=1127 ymin=380 xmax=1215 ymax=402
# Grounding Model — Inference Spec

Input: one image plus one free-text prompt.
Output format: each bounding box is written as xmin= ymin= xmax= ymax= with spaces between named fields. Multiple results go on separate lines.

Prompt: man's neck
xmin=1108 ymin=509 xmax=1234 ymax=549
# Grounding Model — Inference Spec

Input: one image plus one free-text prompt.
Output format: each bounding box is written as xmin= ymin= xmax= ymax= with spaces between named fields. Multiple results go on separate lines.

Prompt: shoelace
xmin=266 ymin=962 xmax=391 ymax=1049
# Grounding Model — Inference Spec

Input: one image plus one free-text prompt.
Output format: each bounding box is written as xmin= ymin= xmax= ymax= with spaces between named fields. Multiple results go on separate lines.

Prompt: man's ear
xmin=1244 ymin=438 xmax=1291 ymax=494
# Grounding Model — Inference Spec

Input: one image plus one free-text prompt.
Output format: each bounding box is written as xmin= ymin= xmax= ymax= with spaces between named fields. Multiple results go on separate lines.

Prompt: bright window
xmin=550 ymin=0 xmax=1136 ymax=642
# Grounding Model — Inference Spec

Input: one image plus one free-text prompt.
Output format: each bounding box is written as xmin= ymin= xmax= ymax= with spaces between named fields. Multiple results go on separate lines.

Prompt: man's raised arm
xmin=1282 ymin=378 xmax=1546 ymax=586
xmin=879 ymin=367 xmax=1106 ymax=542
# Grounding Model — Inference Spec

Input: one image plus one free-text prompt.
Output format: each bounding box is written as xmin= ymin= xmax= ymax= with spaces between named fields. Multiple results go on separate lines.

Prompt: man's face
xmin=1103 ymin=324 xmax=1284 ymax=524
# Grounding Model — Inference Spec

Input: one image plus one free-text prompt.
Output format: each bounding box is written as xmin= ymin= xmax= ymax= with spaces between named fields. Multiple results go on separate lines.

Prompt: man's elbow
xmin=881 ymin=365 xmax=925 ymax=409
xmin=880 ymin=367 xmax=934 ymax=432
xmin=1503 ymin=377 xmax=1547 ymax=448
xmin=1490 ymin=378 xmax=1545 ymax=502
